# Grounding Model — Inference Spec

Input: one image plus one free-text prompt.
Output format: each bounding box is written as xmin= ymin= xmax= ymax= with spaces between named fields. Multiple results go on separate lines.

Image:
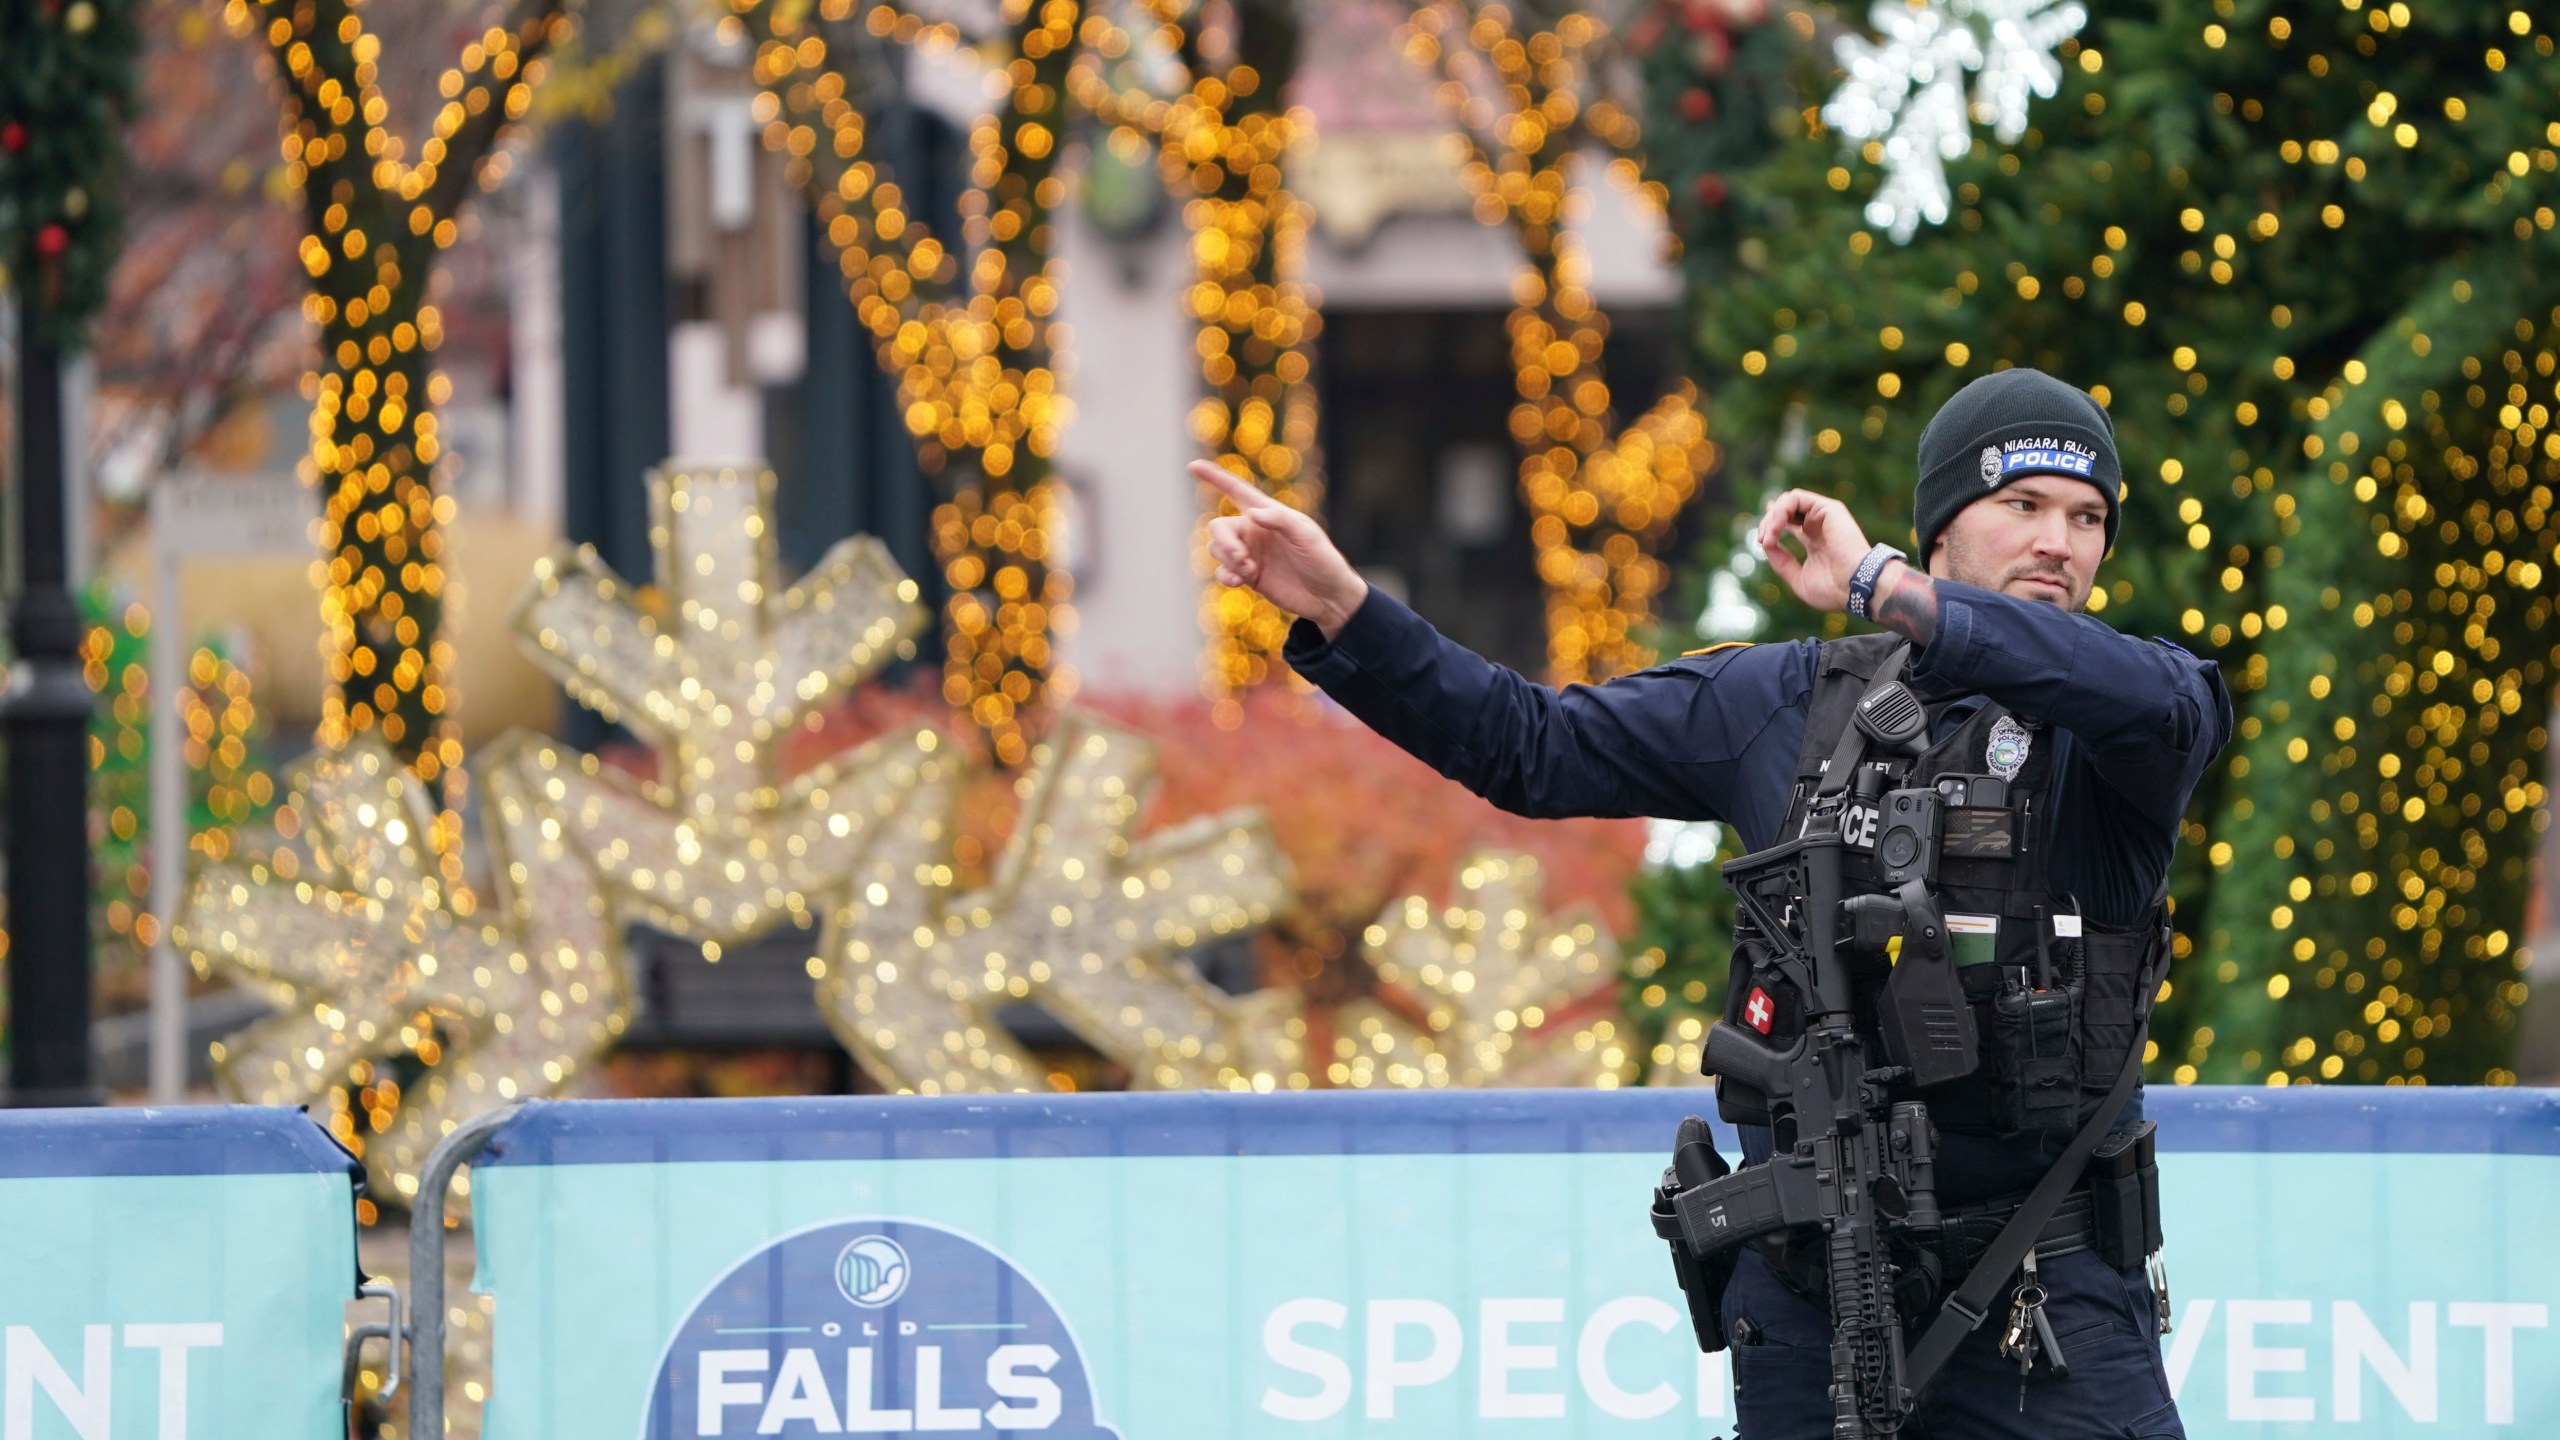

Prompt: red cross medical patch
xmin=1744 ymin=987 xmax=1776 ymax=1034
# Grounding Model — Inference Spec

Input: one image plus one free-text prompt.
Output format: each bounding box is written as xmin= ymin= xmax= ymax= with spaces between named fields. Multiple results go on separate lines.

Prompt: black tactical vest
xmin=1717 ymin=633 xmax=2170 ymax=1140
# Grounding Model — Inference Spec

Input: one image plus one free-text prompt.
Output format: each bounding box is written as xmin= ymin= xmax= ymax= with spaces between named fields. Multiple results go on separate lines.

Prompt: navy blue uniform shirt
xmin=1285 ymin=577 xmax=2233 ymax=1201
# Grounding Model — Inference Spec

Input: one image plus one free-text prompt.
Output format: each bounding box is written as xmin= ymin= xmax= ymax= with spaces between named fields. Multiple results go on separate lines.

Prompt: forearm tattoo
xmin=1872 ymin=562 xmax=1939 ymax=648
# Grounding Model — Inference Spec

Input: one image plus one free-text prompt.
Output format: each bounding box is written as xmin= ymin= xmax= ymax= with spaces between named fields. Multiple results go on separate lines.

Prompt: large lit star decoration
xmin=1823 ymin=0 xmax=2086 ymax=242
xmin=178 ymin=736 xmax=627 ymax=1204
xmin=509 ymin=462 xmax=930 ymax=953
xmin=1328 ymin=853 xmax=1638 ymax=1089
xmin=819 ymin=711 xmax=1302 ymax=1094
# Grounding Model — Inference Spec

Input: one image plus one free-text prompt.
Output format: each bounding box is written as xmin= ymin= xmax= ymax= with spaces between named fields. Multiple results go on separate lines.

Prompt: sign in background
xmin=471 ymin=1088 xmax=2559 ymax=1440
xmin=0 ymin=1106 xmax=359 ymax=1440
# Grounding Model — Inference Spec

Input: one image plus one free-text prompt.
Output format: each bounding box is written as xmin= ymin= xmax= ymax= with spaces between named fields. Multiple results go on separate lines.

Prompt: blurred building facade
xmin=499 ymin=6 xmax=1680 ymax=698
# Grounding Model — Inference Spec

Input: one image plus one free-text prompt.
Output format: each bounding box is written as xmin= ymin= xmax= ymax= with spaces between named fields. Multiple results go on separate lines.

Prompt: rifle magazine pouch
xmin=2088 ymin=1120 xmax=2163 ymax=1271
xmin=1988 ymin=982 xmax=2080 ymax=1138
xmin=2076 ymin=928 xmax=2155 ymax=1111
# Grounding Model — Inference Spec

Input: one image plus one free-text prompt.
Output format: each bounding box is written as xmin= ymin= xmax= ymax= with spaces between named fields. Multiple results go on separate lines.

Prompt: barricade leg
xmin=407 ymin=1105 xmax=518 ymax=1439
xmin=345 ymin=1277 xmax=402 ymax=1418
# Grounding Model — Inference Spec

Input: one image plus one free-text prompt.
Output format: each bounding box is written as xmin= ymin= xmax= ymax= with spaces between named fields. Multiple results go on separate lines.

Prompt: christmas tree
xmin=1648 ymin=0 xmax=2557 ymax=1084
xmin=0 ymin=0 xmax=141 ymax=342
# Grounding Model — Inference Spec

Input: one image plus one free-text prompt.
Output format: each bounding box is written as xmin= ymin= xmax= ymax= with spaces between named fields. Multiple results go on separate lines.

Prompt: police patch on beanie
xmin=1913 ymin=368 xmax=2121 ymax=562
xmin=1982 ymin=434 xmax=2102 ymax=485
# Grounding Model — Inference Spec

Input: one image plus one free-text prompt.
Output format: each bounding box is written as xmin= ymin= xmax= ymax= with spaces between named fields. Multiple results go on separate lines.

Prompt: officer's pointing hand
xmin=1756 ymin=488 xmax=1877 ymax=615
xmin=1191 ymin=459 xmax=1370 ymax=638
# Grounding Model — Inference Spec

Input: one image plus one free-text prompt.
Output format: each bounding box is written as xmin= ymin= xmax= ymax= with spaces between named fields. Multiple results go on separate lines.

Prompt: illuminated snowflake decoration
xmin=1823 ymin=0 xmax=2087 ymax=241
xmin=817 ymin=712 xmax=1302 ymax=1094
xmin=180 ymin=736 xmax=628 ymax=1204
xmin=510 ymin=463 xmax=932 ymax=949
xmin=1328 ymin=853 xmax=1640 ymax=1089
xmin=513 ymin=462 xmax=1299 ymax=1094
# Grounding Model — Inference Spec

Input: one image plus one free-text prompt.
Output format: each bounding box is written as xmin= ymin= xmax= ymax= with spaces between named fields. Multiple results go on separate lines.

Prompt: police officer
xmin=1194 ymin=368 xmax=2229 ymax=1439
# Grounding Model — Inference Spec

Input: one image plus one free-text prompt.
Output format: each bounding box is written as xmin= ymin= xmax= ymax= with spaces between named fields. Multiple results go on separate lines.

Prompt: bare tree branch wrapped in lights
xmin=1400 ymin=0 xmax=1711 ymax=685
xmin=737 ymin=0 xmax=1076 ymax=768
xmin=744 ymin=0 xmax=1337 ymax=732
xmin=229 ymin=0 xmax=572 ymax=804
xmin=1144 ymin=0 xmax=1325 ymax=711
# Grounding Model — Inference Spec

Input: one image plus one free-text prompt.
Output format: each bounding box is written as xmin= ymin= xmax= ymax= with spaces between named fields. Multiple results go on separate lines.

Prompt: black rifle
xmin=1654 ymin=661 xmax=1979 ymax=1438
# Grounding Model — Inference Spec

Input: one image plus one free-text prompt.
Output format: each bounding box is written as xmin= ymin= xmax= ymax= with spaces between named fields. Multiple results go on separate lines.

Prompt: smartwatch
xmin=1846 ymin=542 xmax=1907 ymax=621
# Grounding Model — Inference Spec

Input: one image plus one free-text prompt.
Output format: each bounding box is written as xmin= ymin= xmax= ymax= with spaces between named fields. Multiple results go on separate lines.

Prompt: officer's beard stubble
xmin=1930 ymin=529 xmax=2093 ymax=614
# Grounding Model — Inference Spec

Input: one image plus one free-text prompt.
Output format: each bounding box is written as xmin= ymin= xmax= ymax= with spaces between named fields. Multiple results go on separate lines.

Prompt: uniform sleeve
xmin=1282 ymin=588 xmax=1812 ymax=827
xmin=1907 ymin=577 xmax=2233 ymax=830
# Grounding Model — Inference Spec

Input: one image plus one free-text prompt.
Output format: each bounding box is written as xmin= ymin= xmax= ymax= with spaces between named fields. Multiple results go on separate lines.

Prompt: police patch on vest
xmin=648 ymin=1218 xmax=1121 ymax=1439
xmin=1985 ymin=714 xmax=2032 ymax=781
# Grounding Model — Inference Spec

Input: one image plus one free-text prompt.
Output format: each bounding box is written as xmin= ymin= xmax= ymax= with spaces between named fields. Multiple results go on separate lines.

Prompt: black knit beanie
xmin=1912 ymin=368 xmax=2121 ymax=564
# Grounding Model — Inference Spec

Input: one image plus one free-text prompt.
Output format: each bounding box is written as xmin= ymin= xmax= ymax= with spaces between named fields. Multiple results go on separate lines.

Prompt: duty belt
xmin=1935 ymin=1187 xmax=2096 ymax=1277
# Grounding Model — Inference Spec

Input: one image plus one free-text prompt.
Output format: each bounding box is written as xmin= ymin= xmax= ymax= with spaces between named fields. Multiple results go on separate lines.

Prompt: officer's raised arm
xmin=1886 ymin=571 xmax=2229 ymax=812
xmin=1191 ymin=459 xmax=1784 ymax=830
xmin=1757 ymin=392 xmax=2231 ymax=834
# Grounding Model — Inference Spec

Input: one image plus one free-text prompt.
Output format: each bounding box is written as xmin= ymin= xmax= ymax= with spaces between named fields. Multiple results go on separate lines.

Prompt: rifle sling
xmin=1903 ymin=996 xmax=2151 ymax=1393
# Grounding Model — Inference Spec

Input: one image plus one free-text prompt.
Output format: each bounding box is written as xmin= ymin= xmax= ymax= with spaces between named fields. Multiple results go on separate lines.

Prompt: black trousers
xmin=1722 ymin=1248 xmax=2185 ymax=1439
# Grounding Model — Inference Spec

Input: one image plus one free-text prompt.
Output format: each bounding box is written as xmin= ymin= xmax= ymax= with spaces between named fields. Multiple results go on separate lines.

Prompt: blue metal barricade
xmin=400 ymin=1085 xmax=2559 ymax=1440
xmin=0 ymin=1105 xmax=365 ymax=1440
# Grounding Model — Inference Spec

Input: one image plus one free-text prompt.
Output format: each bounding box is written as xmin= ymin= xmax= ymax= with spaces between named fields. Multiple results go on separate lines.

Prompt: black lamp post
xmin=1 ymin=0 xmax=139 ymax=1106
xmin=4 ymin=314 xmax=100 ymax=1107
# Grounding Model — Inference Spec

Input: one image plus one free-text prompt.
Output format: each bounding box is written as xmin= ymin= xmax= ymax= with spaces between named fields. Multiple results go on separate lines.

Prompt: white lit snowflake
xmin=1823 ymin=0 xmax=2087 ymax=242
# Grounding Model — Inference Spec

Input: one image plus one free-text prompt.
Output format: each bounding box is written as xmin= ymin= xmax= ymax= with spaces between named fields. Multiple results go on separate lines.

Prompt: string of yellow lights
xmin=741 ymin=0 xmax=1077 ymax=766
xmin=232 ymin=0 xmax=568 ymax=868
xmin=80 ymin=605 xmax=273 ymax=965
xmin=1168 ymin=71 xmax=1323 ymax=709
xmin=1061 ymin=3 xmax=1325 ymax=714
xmin=1401 ymin=0 xmax=1710 ymax=685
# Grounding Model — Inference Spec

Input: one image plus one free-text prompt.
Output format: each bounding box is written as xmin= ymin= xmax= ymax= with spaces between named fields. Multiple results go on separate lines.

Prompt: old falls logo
xmin=645 ymin=1219 xmax=1121 ymax=1439
xmin=838 ymin=1236 xmax=911 ymax=1308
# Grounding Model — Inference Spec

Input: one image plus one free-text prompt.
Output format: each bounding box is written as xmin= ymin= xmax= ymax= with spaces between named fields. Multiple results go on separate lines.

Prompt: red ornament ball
xmin=0 ymin=122 xmax=25 ymax=154
xmin=35 ymin=224 xmax=70 ymax=258
xmin=1680 ymin=88 xmax=1716 ymax=123
xmin=1694 ymin=174 xmax=1730 ymax=208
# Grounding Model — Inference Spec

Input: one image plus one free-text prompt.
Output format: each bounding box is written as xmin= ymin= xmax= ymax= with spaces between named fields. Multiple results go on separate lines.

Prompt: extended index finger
xmin=1189 ymin=458 xmax=1279 ymax=513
